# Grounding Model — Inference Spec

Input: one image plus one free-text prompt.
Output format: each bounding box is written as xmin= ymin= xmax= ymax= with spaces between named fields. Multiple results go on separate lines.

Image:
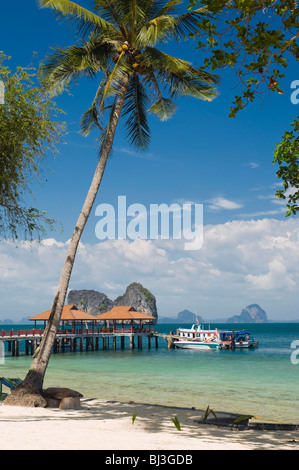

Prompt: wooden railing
xmin=1 ymin=326 xmax=155 ymax=338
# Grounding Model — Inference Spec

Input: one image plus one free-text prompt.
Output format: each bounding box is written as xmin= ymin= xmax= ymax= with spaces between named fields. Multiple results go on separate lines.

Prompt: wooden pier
xmin=0 ymin=327 xmax=160 ymax=357
xmin=156 ymin=332 xmax=179 ymax=349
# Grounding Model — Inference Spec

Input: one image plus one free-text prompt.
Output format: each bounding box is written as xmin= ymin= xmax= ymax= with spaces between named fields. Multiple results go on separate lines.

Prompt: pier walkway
xmin=0 ymin=327 xmax=159 ymax=357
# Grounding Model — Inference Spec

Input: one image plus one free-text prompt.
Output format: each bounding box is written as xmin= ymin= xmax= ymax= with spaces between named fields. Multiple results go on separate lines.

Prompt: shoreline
xmin=0 ymin=398 xmax=298 ymax=450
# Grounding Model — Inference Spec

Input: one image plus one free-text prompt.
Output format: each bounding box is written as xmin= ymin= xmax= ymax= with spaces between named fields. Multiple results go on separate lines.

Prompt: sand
xmin=0 ymin=398 xmax=298 ymax=450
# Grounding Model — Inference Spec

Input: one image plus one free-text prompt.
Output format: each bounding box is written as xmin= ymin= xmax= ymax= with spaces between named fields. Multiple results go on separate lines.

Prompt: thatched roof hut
xmin=29 ymin=305 xmax=95 ymax=328
xmin=96 ymin=305 xmax=156 ymax=323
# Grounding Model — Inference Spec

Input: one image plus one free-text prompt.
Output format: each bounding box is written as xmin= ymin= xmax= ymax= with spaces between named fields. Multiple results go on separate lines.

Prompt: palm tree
xmin=5 ymin=0 xmax=218 ymax=406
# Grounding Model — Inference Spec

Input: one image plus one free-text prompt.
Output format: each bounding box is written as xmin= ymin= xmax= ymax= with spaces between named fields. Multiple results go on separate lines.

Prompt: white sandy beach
xmin=0 ymin=398 xmax=298 ymax=450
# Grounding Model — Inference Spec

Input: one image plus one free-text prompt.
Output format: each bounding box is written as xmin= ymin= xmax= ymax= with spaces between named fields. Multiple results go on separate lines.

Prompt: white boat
xmin=173 ymin=324 xmax=258 ymax=350
xmin=173 ymin=324 xmax=220 ymax=350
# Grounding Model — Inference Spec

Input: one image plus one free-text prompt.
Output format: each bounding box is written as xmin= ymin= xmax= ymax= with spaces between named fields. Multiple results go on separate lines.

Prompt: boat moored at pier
xmin=218 ymin=330 xmax=258 ymax=349
xmin=173 ymin=324 xmax=258 ymax=350
xmin=173 ymin=324 xmax=220 ymax=350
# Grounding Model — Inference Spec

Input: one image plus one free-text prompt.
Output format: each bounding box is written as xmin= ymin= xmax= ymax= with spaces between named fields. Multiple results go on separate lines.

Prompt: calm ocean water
xmin=1 ymin=322 xmax=299 ymax=423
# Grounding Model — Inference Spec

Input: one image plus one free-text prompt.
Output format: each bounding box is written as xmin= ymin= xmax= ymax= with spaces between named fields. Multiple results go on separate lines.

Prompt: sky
xmin=1 ymin=0 xmax=299 ymax=322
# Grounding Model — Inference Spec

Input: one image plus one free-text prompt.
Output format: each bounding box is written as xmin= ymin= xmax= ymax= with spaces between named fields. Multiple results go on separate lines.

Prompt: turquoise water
xmin=1 ymin=323 xmax=299 ymax=423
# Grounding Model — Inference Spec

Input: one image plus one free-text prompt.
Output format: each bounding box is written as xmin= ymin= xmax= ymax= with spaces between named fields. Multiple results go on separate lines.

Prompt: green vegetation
xmin=188 ymin=0 xmax=299 ymax=215
xmin=171 ymin=415 xmax=181 ymax=431
xmin=0 ymin=53 xmax=65 ymax=240
xmin=202 ymin=405 xmax=218 ymax=426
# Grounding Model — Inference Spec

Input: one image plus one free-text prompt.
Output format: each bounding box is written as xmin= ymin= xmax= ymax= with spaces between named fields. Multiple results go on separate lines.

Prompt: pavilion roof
xmin=96 ymin=305 xmax=156 ymax=322
xmin=29 ymin=305 xmax=96 ymax=322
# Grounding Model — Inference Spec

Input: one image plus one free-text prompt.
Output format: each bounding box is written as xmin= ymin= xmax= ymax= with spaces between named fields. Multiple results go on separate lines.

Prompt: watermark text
xmin=290 ymin=80 xmax=299 ymax=105
xmin=95 ymin=196 xmax=203 ymax=251
xmin=291 ymin=340 xmax=299 ymax=365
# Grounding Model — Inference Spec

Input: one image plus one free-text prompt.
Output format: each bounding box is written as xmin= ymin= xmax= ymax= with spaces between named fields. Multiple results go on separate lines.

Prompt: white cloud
xmin=208 ymin=197 xmax=243 ymax=211
xmin=238 ymin=209 xmax=283 ymax=218
xmin=245 ymin=162 xmax=260 ymax=169
xmin=1 ymin=218 xmax=299 ymax=321
xmin=246 ymin=259 xmax=296 ymax=290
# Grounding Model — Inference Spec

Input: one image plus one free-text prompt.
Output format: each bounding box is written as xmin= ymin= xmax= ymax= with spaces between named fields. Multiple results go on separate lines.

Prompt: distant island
xmin=227 ymin=304 xmax=268 ymax=323
xmin=159 ymin=309 xmax=203 ymax=324
xmin=0 ymin=300 xmax=274 ymax=325
xmin=158 ymin=304 xmax=269 ymax=324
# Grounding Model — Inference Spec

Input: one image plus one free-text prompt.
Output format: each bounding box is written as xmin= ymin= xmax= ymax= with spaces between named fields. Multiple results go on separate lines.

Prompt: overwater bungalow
xmin=29 ymin=304 xmax=96 ymax=333
xmin=96 ymin=305 xmax=156 ymax=333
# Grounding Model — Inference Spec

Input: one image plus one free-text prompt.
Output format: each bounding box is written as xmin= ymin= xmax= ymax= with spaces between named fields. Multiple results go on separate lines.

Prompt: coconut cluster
xmin=113 ymin=42 xmax=146 ymax=75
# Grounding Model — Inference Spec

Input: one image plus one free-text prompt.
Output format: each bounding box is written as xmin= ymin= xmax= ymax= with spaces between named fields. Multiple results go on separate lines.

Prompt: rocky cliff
xmin=227 ymin=304 xmax=268 ymax=323
xmin=67 ymin=290 xmax=114 ymax=316
xmin=67 ymin=282 xmax=158 ymax=322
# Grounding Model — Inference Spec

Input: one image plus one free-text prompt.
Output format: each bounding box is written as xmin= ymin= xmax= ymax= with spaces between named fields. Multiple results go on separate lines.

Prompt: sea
xmin=1 ymin=322 xmax=299 ymax=424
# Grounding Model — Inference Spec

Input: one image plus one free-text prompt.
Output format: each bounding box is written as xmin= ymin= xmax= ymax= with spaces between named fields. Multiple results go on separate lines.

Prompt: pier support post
xmin=167 ymin=335 xmax=174 ymax=349
xmin=71 ymin=338 xmax=76 ymax=353
xmin=11 ymin=340 xmax=20 ymax=357
xmin=121 ymin=336 xmax=125 ymax=349
xmin=113 ymin=336 xmax=116 ymax=350
xmin=148 ymin=336 xmax=151 ymax=349
xmin=130 ymin=335 xmax=135 ymax=350
xmin=103 ymin=336 xmax=107 ymax=350
xmin=137 ymin=336 xmax=142 ymax=349
xmin=155 ymin=336 xmax=159 ymax=348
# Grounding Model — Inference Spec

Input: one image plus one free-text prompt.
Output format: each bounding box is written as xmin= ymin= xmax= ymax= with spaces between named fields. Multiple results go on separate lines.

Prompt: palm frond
xmin=81 ymin=105 xmax=103 ymax=136
xmin=99 ymin=51 xmax=127 ymax=107
xmin=145 ymin=69 xmax=177 ymax=121
xmin=38 ymin=0 xmax=119 ymax=37
xmin=135 ymin=15 xmax=176 ymax=46
xmin=80 ymin=73 xmax=113 ymax=136
xmin=148 ymin=97 xmax=176 ymax=121
xmin=140 ymin=46 xmax=192 ymax=74
xmin=148 ymin=0 xmax=183 ymax=19
xmin=93 ymin=0 xmax=131 ymax=37
xmin=92 ymin=1 xmax=122 ymax=28
xmin=122 ymin=74 xmax=150 ymax=150
xmin=41 ymin=36 xmax=116 ymax=84
xmin=128 ymin=0 xmax=148 ymax=36
xmin=167 ymin=70 xmax=217 ymax=101
xmin=172 ymin=7 xmax=212 ymax=41
xmin=141 ymin=47 xmax=219 ymax=101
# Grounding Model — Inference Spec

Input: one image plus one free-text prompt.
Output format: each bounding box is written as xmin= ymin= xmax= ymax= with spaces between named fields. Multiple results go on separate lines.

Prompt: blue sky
xmin=1 ymin=1 xmax=299 ymax=321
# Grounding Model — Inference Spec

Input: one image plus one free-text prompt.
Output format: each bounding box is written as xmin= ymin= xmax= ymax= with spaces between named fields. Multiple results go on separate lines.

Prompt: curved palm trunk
xmin=4 ymin=73 xmax=130 ymax=407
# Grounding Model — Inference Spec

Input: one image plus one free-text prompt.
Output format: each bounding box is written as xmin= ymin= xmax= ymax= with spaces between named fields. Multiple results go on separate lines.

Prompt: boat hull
xmin=173 ymin=341 xmax=219 ymax=350
xmin=220 ymin=341 xmax=259 ymax=349
xmin=234 ymin=341 xmax=258 ymax=349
